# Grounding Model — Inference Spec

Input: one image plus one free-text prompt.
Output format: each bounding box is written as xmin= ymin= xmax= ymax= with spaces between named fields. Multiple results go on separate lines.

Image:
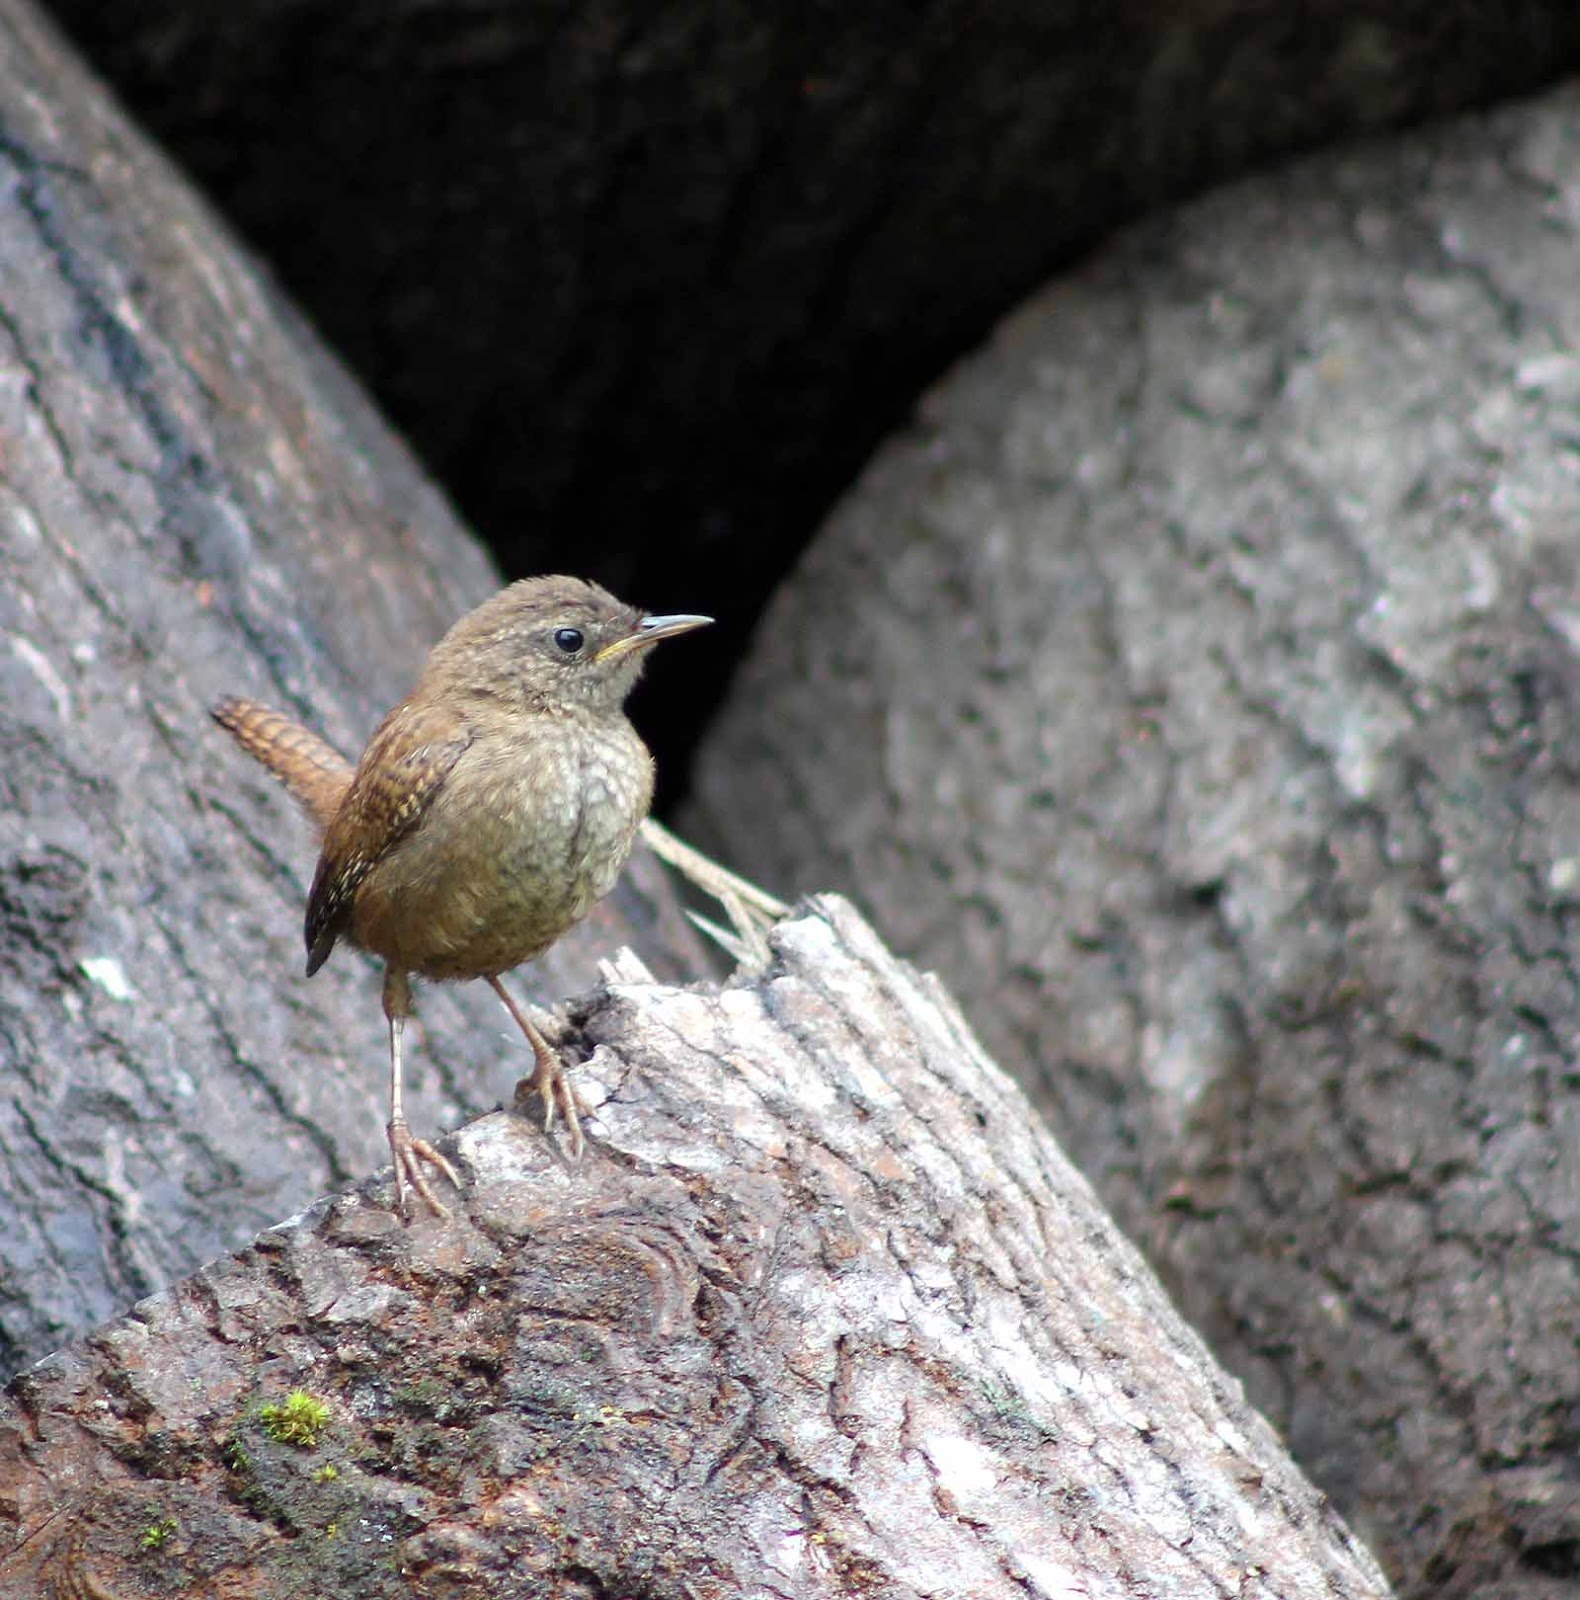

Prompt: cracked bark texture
xmin=38 ymin=1 xmax=1580 ymax=773
xmin=686 ymin=85 xmax=1580 ymax=1600
xmin=0 ymin=0 xmax=704 ymax=1380
xmin=0 ymin=900 xmax=1391 ymax=1599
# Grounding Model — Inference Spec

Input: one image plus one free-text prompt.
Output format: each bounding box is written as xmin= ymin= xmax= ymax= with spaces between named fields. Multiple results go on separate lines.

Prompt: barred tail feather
xmin=211 ymin=696 xmax=354 ymax=832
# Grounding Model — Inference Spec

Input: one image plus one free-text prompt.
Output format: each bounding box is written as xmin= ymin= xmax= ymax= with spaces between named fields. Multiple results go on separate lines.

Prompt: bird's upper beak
xmin=595 ymin=611 xmax=713 ymax=664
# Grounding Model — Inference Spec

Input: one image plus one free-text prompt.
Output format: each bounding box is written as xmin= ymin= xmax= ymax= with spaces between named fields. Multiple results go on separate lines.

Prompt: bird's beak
xmin=595 ymin=612 xmax=713 ymax=664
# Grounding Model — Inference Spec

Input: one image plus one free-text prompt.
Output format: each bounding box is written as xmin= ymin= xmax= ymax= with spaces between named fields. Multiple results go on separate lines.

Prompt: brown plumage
xmin=212 ymin=576 xmax=711 ymax=1215
xmin=210 ymin=701 xmax=353 ymax=831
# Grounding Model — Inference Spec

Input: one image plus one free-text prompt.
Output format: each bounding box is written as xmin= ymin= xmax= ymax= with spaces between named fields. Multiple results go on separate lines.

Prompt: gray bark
xmin=0 ymin=899 xmax=1391 ymax=1600
xmin=687 ymin=84 xmax=1580 ymax=1600
xmin=0 ymin=0 xmax=704 ymax=1378
xmin=39 ymin=0 xmax=1580 ymax=768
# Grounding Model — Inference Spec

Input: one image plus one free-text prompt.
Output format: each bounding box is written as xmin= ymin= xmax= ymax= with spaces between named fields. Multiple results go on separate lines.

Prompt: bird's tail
xmin=211 ymin=696 xmax=354 ymax=833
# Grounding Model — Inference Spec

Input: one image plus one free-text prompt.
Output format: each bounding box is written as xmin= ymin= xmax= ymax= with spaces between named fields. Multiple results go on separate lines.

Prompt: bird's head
xmin=422 ymin=575 xmax=712 ymax=714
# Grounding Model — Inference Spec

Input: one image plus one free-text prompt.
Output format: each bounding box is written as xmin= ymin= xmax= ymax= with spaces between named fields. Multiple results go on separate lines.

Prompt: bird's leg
xmin=488 ymin=975 xmax=588 ymax=1158
xmin=383 ymin=966 xmax=462 ymax=1216
xmin=639 ymin=817 xmax=786 ymax=966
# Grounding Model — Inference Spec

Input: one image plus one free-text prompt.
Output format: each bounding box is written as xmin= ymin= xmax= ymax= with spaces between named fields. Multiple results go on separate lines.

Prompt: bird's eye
xmin=553 ymin=627 xmax=585 ymax=654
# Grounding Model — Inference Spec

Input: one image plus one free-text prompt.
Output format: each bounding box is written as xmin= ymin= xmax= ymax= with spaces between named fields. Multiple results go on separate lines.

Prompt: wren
xmin=212 ymin=576 xmax=711 ymax=1215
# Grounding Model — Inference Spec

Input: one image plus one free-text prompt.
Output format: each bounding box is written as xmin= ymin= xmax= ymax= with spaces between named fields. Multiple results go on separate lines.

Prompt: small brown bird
xmin=213 ymin=576 xmax=711 ymax=1215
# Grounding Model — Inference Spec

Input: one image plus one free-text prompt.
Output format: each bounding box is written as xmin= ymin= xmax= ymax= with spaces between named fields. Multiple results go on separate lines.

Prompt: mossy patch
xmin=258 ymin=1390 xmax=332 ymax=1448
xmin=138 ymin=1512 xmax=177 ymax=1551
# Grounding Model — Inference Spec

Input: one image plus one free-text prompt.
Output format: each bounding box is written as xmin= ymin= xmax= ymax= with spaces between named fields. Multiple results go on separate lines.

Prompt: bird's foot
xmin=387 ymin=1115 xmax=462 ymax=1217
xmin=513 ymin=1051 xmax=591 ymax=1160
xmin=490 ymin=975 xmax=592 ymax=1158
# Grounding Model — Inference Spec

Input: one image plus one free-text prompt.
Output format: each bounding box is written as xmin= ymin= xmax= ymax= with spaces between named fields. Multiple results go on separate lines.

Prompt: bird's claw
xmin=387 ymin=1116 xmax=462 ymax=1217
xmin=514 ymin=1055 xmax=590 ymax=1159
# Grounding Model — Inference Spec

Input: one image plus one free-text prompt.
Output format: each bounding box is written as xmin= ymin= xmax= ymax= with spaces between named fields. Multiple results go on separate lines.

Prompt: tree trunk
xmin=0 ymin=898 xmax=1391 ymax=1599
xmin=685 ymin=83 xmax=1580 ymax=1600
xmin=0 ymin=0 xmax=705 ymax=1378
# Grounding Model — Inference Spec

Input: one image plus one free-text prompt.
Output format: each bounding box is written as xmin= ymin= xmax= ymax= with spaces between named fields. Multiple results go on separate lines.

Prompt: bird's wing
xmin=304 ymin=710 xmax=473 ymax=975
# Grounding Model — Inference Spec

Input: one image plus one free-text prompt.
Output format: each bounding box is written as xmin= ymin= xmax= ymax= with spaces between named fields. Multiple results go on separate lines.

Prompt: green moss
xmin=391 ymin=1376 xmax=477 ymax=1427
xmin=139 ymin=1514 xmax=177 ymax=1551
xmin=392 ymin=1378 xmax=447 ymax=1418
xmin=258 ymin=1389 xmax=332 ymax=1448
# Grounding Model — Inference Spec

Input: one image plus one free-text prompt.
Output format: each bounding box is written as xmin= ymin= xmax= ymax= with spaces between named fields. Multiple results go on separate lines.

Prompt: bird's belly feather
xmin=349 ymin=725 xmax=652 ymax=979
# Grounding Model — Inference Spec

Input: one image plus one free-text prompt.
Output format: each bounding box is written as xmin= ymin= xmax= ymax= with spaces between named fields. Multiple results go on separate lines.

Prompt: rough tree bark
xmin=38 ymin=0 xmax=1580 ymax=770
xmin=0 ymin=900 xmax=1392 ymax=1599
xmin=687 ymin=86 xmax=1580 ymax=1600
xmin=0 ymin=0 xmax=705 ymax=1378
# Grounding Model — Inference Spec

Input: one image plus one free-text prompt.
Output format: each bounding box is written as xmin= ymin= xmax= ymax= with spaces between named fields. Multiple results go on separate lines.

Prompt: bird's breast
xmin=351 ymin=716 xmax=654 ymax=979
